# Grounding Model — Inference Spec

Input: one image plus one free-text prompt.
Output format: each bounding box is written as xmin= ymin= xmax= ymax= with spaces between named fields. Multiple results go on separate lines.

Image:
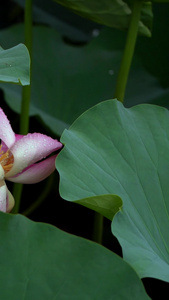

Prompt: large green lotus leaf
xmin=56 ymin=99 xmax=169 ymax=281
xmin=53 ymin=0 xmax=152 ymax=37
xmin=0 ymin=44 xmax=30 ymax=85
xmin=0 ymin=24 xmax=168 ymax=136
xmin=0 ymin=212 xmax=150 ymax=300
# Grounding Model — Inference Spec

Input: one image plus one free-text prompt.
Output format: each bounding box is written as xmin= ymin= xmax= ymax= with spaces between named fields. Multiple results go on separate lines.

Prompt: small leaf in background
xmin=0 ymin=212 xmax=150 ymax=300
xmin=13 ymin=0 xmax=101 ymax=43
xmin=0 ymin=44 xmax=30 ymax=85
xmin=53 ymin=0 xmax=153 ymax=37
xmin=56 ymin=99 xmax=169 ymax=282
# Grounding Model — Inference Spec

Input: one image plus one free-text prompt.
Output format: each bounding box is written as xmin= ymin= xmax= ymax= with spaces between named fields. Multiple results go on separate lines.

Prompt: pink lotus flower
xmin=0 ymin=108 xmax=62 ymax=213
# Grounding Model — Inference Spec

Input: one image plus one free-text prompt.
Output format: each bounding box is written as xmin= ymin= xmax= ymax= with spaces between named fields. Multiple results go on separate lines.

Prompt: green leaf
xmin=0 ymin=44 xmax=30 ymax=85
xmin=13 ymin=0 xmax=95 ymax=43
xmin=75 ymin=194 xmax=123 ymax=220
xmin=56 ymin=99 xmax=169 ymax=281
xmin=135 ymin=3 xmax=169 ymax=90
xmin=53 ymin=0 xmax=153 ymax=37
xmin=0 ymin=212 xmax=150 ymax=299
xmin=0 ymin=24 xmax=168 ymax=136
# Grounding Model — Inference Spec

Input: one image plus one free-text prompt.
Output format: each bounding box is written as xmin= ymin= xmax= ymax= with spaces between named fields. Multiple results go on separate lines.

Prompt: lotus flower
xmin=0 ymin=108 xmax=62 ymax=212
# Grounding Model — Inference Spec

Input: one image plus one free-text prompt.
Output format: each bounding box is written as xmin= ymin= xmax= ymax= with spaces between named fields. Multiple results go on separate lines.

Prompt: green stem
xmin=114 ymin=0 xmax=143 ymax=103
xmin=20 ymin=0 xmax=33 ymax=134
xmin=92 ymin=212 xmax=104 ymax=244
xmin=12 ymin=0 xmax=33 ymax=214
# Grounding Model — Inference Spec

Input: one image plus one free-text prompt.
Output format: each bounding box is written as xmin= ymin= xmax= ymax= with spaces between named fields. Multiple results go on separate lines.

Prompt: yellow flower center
xmin=0 ymin=145 xmax=14 ymax=174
